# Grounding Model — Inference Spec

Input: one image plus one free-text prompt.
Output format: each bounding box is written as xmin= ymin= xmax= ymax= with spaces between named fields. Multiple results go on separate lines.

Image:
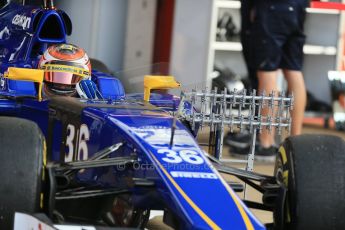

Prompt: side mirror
xmin=4 ymin=67 xmax=44 ymax=101
xmin=143 ymin=75 xmax=180 ymax=101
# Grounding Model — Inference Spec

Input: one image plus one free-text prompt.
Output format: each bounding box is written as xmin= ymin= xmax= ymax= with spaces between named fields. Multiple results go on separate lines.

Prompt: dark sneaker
xmin=224 ymin=131 xmax=255 ymax=148
xmin=229 ymin=144 xmax=278 ymax=163
xmin=254 ymin=145 xmax=278 ymax=163
xmin=228 ymin=144 xmax=252 ymax=159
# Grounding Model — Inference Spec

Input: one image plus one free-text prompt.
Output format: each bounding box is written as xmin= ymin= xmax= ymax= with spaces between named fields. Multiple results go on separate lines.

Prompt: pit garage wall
xmin=56 ymin=0 xmax=128 ymax=73
xmin=170 ymin=0 xmax=214 ymax=89
xmin=121 ymin=0 xmax=157 ymax=93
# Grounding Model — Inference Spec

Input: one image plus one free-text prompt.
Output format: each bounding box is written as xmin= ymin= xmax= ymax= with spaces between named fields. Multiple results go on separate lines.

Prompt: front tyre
xmin=0 ymin=117 xmax=46 ymax=229
xmin=274 ymin=134 xmax=345 ymax=230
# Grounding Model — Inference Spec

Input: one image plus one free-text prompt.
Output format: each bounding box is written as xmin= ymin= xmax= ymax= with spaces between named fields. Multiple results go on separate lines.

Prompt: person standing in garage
xmin=229 ymin=0 xmax=309 ymax=159
xmin=252 ymin=0 xmax=308 ymax=156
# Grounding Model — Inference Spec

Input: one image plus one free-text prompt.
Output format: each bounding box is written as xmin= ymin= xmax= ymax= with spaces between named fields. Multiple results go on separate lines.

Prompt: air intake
xmin=37 ymin=13 xmax=65 ymax=42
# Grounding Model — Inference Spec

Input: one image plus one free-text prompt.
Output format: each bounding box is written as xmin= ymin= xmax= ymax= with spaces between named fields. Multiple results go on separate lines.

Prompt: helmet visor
xmin=44 ymin=71 xmax=84 ymax=85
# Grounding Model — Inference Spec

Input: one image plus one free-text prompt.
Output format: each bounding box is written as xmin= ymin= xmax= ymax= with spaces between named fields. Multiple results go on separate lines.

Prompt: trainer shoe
xmin=229 ymin=144 xmax=278 ymax=163
xmin=253 ymin=145 xmax=278 ymax=163
xmin=224 ymin=131 xmax=255 ymax=148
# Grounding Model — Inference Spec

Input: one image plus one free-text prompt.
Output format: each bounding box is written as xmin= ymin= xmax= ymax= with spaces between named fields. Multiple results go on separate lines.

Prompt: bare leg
xmin=283 ymin=69 xmax=306 ymax=136
xmin=258 ymin=70 xmax=278 ymax=147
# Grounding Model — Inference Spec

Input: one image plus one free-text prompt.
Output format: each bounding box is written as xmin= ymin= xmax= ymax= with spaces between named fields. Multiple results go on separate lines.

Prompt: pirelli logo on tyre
xmin=278 ymin=146 xmax=289 ymax=186
xmin=278 ymin=145 xmax=291 ymax=223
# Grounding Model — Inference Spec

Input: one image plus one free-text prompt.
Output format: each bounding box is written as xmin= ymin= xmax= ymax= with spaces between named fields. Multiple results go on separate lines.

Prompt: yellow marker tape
xmin=42 ymin=64 xmax=90 ymax=78
xmin=149 ymin=152 xmax=221 ymax=230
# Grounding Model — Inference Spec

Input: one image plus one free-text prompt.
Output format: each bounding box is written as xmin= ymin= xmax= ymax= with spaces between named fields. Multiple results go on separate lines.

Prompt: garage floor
xmin=146 ymin=125 xmax=345 ymax=229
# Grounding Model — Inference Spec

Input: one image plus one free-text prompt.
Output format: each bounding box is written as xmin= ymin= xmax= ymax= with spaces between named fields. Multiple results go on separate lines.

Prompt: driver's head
xmin=38 ymin=43 xmax=91 ymax=97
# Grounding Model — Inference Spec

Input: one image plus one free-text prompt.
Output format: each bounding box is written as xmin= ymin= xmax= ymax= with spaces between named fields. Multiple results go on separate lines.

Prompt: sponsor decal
xmin=12 ymin=14 xmax=31 ymax=30
xmin=171 ymin=171 xmax=218 ymax=179
xmin=132 ymin=126 xmax=196 ymax=146
xmin=158 ymin=149 xmax=204 ymax=165
xmin=42 ymin=64 xmax=90 ymax=78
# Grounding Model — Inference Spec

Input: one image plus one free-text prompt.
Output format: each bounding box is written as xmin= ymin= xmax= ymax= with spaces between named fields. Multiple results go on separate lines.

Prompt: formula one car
xmin=0 ymin=1 xmax=345 ymax=230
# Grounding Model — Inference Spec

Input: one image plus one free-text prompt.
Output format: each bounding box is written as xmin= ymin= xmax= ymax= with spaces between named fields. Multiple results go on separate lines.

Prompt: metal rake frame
xmin=180 ymin=88 xmax=294 ymax=172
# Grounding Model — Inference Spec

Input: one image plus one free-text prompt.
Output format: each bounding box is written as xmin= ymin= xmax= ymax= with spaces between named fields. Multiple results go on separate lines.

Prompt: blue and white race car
xmin=0 ymin=1 xmax=344 ymax=230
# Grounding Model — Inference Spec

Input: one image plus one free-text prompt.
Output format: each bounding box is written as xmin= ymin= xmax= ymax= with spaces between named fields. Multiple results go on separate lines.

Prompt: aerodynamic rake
xmin=181 ymin=88 xmax=293 ymax=172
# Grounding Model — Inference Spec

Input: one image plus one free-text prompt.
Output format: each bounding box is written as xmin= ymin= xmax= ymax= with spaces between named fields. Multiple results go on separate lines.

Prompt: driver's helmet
xmin=38 ymin=43 xmax=91 ymax=96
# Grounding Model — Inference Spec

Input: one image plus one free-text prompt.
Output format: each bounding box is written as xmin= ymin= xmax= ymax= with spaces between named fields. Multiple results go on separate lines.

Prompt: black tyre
xmin=274 ymin=134 xmax=345 ymax=230
xmin=0 ymin=117 xmax=45 ymax=229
